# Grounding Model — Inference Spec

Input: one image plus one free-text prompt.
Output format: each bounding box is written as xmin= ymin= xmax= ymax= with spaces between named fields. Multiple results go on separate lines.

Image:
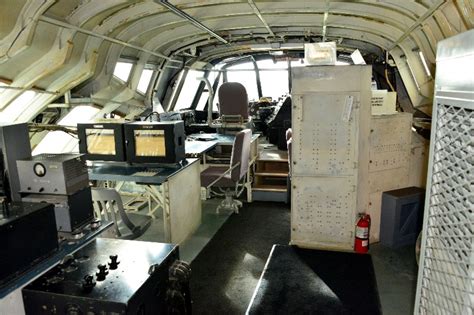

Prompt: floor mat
xmin=190 ymin=201 xmax=290 ymax=315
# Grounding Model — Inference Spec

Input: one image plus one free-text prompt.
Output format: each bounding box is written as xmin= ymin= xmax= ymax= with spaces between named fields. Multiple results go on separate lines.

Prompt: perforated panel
xmin=416 ymin=102 xmax=474 ymax=314
xmin=292 ymin=93 xmax=359 ymax=177
xmin=292 ymin=176 xmax=356 ymax=249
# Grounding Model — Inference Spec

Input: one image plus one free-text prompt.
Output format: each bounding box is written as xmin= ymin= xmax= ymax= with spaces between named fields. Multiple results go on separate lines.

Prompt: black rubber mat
xmin=247 ymin=245 xmax=382 ymax=315
xmin=190 ymin=201 xmax=291 ymax=315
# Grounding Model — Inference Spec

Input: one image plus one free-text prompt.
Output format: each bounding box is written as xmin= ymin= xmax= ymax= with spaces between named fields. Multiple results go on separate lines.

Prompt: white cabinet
xmin=290 ymin=66 xmax=371 ymax=250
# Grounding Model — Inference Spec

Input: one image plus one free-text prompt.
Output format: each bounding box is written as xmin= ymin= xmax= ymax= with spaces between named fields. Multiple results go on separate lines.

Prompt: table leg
xmin=146 ymin=184 xmax=171 ymax=242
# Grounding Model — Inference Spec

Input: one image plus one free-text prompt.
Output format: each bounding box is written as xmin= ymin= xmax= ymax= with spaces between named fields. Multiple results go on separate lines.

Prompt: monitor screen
xmin=86 ymin=128 xmax=116 ymax=155
xmin=134 ymin=130 xmax=166 ymax=157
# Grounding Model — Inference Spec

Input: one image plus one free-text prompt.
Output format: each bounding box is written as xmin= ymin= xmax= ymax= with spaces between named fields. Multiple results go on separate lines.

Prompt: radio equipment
xmin=22 ymin=238 xmax=191 ymax=315
xmin=0 ymin=202 xmax=58 ymax=287
xmin=17 ymin=153 xmax=88 ymax=195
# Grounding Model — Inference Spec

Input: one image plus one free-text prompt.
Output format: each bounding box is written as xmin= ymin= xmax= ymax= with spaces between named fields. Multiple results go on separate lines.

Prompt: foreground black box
xmin=23 ymin=238 xmax=183 ymax=314
xmin=0 ymin=202 xmax=58 ymax=286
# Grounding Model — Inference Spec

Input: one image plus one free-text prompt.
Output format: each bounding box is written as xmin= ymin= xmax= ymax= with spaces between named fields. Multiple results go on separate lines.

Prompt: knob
xmin=108 ymin=255 xmax=120 ymax=270
xmin=66 ymin=304 xmax=82 ymax=315
xmin=82 ymin=275 xmax=96 ymax=292
xmin=96 ymin=264 xmax=108 ymax=281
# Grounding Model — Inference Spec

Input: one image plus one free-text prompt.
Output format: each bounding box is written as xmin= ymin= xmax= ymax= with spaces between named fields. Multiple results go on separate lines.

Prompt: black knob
xmin=96 ymin=264 xmax=108 ymax=281
xmin=108 ymin=255 xmax=120 ymax=270
xmin=66 ymin=304 xmax=82 ymax=315
xmin=82 ymin=275 xmax=96 ymax=292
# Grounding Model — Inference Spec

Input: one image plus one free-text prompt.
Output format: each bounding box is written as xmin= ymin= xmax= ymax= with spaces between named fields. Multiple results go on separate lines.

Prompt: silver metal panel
xmin=415 ymin=30 xmax=474 ymax=314
xmin=291 ymin=176 xmax=356 ymax=250
xmin=435 ymin=30 xmax=474 ymax=93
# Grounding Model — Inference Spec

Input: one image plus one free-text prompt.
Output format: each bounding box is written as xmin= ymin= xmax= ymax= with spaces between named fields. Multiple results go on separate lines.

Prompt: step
xmin=253 ymin=184 xmax=287 ymax=192
xmin=252 ymin=189 xmax=287 ymax=203
xmin=258 ymin=150 xmax=288 ymax=162
xmin=255 ymin=171 xmax=288 ymax=177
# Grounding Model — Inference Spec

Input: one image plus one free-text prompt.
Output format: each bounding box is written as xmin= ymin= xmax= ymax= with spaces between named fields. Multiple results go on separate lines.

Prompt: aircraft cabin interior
xmin=0 ymin=1 xmax=472 ymax=314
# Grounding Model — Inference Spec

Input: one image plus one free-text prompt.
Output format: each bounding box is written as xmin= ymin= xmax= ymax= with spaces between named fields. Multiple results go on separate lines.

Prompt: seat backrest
xmin=218 ymin=82 xmax=249 ymax=119
xmin=91 ymin=188 xmax=135 ymax=229
xmin=230 ymin=129 xmax=252 ymax=182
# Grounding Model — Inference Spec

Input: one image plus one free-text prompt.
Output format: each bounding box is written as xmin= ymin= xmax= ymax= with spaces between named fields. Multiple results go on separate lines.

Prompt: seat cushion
xmin=200 ymin=166 xmax=235 ymax=187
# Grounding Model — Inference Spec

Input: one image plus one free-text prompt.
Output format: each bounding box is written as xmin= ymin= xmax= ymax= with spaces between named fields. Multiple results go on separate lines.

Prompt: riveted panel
xmin=291 ymin=176 xmax=356 ymax=250
xmin=292 ymin=92 xmax=359 ymax=177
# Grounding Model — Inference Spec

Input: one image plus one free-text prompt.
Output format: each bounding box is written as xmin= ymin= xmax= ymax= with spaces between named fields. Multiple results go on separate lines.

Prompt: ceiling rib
xmin=388 ymin=0 xmax=446 ymax=50
xmin=247 ymin=0 xmax=276 ymax=38
xmin=322 ymin=0 xmax=330 ymax=42
xmin=38 ymin=15 xmax=180 ymax=63
xmin=157 ymin=0 xmax=229 ymax=45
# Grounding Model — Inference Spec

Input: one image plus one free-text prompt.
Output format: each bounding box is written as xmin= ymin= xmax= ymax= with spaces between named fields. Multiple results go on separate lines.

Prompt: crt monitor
xmin=77 ymin=123 xmax=126 ymax=161
xmin=124 ymin=121 xmax=185 ymax=164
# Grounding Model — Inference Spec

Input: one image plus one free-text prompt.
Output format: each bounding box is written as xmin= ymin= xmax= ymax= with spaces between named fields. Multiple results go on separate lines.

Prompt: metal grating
xmin=417 ymin=103 xmax=474 ymax=314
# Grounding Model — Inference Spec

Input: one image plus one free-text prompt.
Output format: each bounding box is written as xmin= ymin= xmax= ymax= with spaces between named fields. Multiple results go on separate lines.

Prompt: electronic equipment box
xmin=0 ymin=123 xmax=32 ymax=202
xmin=77 ymin=123 xmax=126 ymax=161
xmin=23 ymin=238 xmax=191 ymax=315
xmin=17 ymin=153 xmax=89 ymax=195
xmin=124 ymin=121 xmax=186 ymax=164
xmin=22 ymin=187 xmax=94 ymax=232
xmin=0 ymin=202 xmax=58 ymax=287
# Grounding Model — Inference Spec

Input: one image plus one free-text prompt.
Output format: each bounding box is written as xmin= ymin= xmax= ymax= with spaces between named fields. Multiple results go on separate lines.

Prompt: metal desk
xmin=185 ymin=139 xmax=218 ymax=157
xmin=89 ymin=159 xmax=202 ymax=244
xmin=0 ymin=221 xmax=113 ymax=314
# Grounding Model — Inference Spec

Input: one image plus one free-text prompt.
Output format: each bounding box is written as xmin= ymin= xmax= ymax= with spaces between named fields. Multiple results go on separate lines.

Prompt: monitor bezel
xmin=124 ymin=122 xmax=184 ymax=164
xmin=77 ymin=123 xmax=126 ymax=161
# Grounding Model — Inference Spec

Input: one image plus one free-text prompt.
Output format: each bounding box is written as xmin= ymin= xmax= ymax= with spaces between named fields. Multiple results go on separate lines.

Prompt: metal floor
xmin=136 ymin=199 xmax=417 ymax=314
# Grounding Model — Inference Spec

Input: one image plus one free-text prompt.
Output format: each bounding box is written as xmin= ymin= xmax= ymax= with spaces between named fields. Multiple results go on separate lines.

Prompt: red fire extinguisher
xmin=354 ymin=214 xmax=371 ymax=253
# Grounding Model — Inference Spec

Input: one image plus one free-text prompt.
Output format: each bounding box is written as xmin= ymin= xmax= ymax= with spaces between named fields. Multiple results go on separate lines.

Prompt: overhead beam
xmin=0 ymin=85 xmax=59 ymax=95
xmin=38 ymin=15 xmax=180 ymax=63
xmin=388 ymin=0 xmax=446 ymax=50
xmin=247 ymin=0 xmax=276 ymax=38
xmin=157 ymin=0 xmax=229 ymax=45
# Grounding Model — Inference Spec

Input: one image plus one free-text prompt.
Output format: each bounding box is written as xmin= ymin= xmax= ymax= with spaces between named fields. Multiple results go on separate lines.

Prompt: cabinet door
xmin=291 ymin=92 xmax=360 ymax=250
xmin=292 ymin=92 xmax=360 ymax=177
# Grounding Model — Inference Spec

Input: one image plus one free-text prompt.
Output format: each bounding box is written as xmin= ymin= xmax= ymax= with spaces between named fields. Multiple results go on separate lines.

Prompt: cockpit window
xmin=226 ymin=61 xmax=259 ymax=101
xmin=174 ymin=70 xmax=204 ymax=110
xmin=257 ymin=60 xmax=289 ymax=100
